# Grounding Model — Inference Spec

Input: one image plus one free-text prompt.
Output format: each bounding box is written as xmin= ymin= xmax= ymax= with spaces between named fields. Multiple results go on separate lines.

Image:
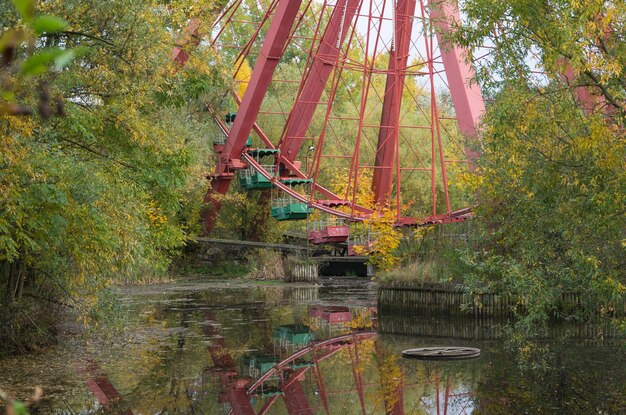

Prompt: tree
xmin=0 ymin=0 xmax=222 ymax=353
xmin=448 ymin=0 xmax=625 ymax=329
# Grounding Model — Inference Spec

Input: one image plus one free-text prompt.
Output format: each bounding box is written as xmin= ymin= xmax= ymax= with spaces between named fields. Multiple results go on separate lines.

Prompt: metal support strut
xmin=203 ymin=0 xmax=304 ymax=233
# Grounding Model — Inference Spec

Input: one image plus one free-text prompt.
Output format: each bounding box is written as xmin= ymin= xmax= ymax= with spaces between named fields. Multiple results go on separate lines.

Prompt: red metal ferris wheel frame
xmin=176 ymin=0 xmax=486 ymax=234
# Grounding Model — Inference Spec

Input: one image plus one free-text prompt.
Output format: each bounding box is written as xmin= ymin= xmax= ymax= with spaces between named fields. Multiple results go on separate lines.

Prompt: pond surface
xmin=0 ymin=277 xmax=624 ymax=414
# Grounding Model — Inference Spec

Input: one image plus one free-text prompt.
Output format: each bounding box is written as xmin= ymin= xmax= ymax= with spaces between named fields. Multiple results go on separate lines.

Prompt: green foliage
xmin=31 ymin=14 xmax=67 ymax=35
xmin=216 ymin=262 xmax=251 ymax=278
xmin=0 ymin=0 xmax=80 ymax=120
xmin=212 ymin=186 xmax=287 ymax=243
xmin=449 ymin=0 xmax=626 ymax=330
xmin=175 ymin=255 xmax=252 ymax=278
xmin=377 ymin=225 xmax=472 ymax=287
xmin=0 ymin=0 xmax=222 ymax=353
xmin=451 ymin=0 xmax=626 ymax=115
xmin=11 ymin=0 xmax=35 ymax=20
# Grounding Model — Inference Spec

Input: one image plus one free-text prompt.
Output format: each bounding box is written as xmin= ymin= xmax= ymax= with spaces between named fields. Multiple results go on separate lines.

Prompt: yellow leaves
xmin=76 ymin=271 xmax=85 ymax=286
xmin=213 ymin=190 xmax=247 ymax=205
xmin=572 ymin=135 xmax=596 ymax=155
xmin=585 ymin=255 xmax=601 ymax=269
xmin=569 ymin=116 xmax=620 ymax=164
xmin=234 ymin=56 xmax=252 ymax=97
xmin=359 ymin=208 xmax=401 ymax=271
xmin=455 ymin=171 xmax=482 ymax=194
xmin=328 ymin=169 xmax=402 ymax=271
xmin=412 ymin=224 xmax=433 ymax=239
xmin=147 ymin=201 xmax=167 ymax=226
xmin=5 ymin=115 xmax=34 ymax=137
xmin=350 ymin=308 xmax=375 ymax=330
xmin=376 ymin=346 xmax=403 ymax=411
xmin=329 ymin=167 xmax=376 ymax=211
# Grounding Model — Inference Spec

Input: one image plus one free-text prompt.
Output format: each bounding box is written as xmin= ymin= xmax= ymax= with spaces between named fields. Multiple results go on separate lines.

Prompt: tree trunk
xmin=2 ymin=260 xmax=25 ymax=304
xmin=16 ymin=262 xmax=25 ymax=302
xmin=3 ymin=260 xmax=15 ymax=304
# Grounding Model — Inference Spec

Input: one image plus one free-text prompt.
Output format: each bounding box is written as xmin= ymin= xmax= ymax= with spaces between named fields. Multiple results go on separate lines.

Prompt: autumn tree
xmin=447 ymin=0 xmax=625 ymax=328
xmin=0 ymin=0 xmax=223 ymax=353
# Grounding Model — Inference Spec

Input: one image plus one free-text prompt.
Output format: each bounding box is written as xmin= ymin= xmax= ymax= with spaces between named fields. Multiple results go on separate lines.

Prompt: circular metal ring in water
xmin=402 ymin=347 xmax=481 ymax=361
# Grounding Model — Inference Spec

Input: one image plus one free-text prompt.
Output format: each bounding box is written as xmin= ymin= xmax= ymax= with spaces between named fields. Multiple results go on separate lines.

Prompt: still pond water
xmin=0 ymin=277 xmax=624 ymax=414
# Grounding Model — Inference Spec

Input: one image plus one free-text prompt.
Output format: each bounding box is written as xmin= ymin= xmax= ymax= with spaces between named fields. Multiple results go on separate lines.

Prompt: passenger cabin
xmin=307 ymin=215 xmax=350 ymax=245
xmin=243 ymin=355 xmax=280 ymax=379
xmin=310 ymin=305 xmax=352 ymax=324
xmin=310 ymin=305 xmax=353 ymax=336
xmin=239 ymin=148 xmax=278 ymax=190
xmin=273 ymin=324 xmax=314 ymax=352
xmin=270 ymin=178 xmax=313 ymax=221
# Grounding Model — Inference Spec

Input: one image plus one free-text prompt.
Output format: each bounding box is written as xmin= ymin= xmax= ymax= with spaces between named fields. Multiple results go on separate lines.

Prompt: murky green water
xmin=0 ymin=278 xmax=624 ymax=414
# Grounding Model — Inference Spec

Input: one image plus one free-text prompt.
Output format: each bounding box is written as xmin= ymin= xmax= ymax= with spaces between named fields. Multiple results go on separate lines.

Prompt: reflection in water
xmin=80 ymin=361 xmax=134 ymax=415
xmin=0 ymin=279 xmax=623 ymax=414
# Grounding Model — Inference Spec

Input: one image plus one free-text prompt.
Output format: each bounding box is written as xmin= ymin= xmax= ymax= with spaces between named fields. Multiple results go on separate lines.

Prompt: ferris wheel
xmin=179 ymin=0 xmax=486 ymax=236
xmin=202 ymin=305 xmax=477 ymax=415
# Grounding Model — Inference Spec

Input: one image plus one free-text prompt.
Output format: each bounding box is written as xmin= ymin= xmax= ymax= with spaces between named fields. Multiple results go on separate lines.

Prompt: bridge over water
xmin=192 ymin=237 xmax=371 ymax=276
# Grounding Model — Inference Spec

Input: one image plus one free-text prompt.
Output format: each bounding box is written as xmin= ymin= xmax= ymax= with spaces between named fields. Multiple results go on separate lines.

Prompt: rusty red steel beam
xmin=202 ymin=315 xmax=256 ymax=415
xmin=203 ymin=171 xmax=233 ymax=235
xmin=227 ymin=384 xmax=257 ymax=415
xmin=558 ymin=16 xmax=613 ymax=115
xmin=280 ymin=0 xmax=361 ymax=166
xmin=396 ymin=206 xmax=472 ymax=227
xmin=80 ymin=361 xmax=134 ymax=415
xmin=173 ymin=1 xmax=485 ymax=232
xmin=428 ymin=0 xmax=486 ymax=169
xmin=220 ymin=0 xmax=303 ymax=165
xmin=282 ymin=369 xmax=315 ymax=415
xmin=172 ymin=18 xmax=201 ymax=66
xmin=257 ymin=396 xmax=281 ymax=415
xmin=372 ymin=0 xmax=418 ymax=206
xmin=203 ymin=0 xmax=304 ymax=233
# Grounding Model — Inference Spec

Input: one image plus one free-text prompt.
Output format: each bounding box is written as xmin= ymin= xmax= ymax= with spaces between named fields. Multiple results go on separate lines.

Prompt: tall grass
xmin=378 ymin=224 xmax=474 ymax=287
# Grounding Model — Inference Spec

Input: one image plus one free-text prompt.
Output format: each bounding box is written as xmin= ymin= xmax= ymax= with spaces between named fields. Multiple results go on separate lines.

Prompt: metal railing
xmin=240 ymin=164 xmax=276 ymax=178
xmin=307 ymin=217 xmax=348 ymax=231
xmin=348 ymin=231 xmax=379 ymax=247
xmin=271 ymin=194 xmax=306 ymax=208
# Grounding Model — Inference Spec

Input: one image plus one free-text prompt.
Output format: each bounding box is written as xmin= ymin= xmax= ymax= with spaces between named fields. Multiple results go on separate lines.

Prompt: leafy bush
xmin=0 ymin=0 xmax=222 ymax=353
